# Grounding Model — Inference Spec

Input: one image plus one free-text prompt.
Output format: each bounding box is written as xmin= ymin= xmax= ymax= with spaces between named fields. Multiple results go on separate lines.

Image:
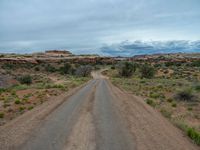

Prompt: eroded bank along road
xmin=0 ymin=71 xmax=198 ymax=150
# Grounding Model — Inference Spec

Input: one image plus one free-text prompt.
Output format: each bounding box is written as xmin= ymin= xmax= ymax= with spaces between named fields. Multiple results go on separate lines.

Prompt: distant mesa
xmin=44 ymin=50 xmax=72 ymax=57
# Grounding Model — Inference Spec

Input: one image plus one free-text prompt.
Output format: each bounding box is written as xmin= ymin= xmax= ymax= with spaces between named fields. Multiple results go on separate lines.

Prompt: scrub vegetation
xmin=0 ymin=61 xmax=92 ymax=125
xmin=104 ymin=60 xmax=200 ymax=145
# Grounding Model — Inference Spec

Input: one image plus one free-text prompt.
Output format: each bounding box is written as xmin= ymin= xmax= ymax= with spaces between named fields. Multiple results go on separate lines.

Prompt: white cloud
xmin=0 ymin=0 xmax=200 ymax=54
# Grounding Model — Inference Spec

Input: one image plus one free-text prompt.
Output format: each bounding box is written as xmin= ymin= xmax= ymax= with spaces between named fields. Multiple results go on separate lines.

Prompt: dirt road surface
xmin=0 ymin=71 xmax=198 ymax=150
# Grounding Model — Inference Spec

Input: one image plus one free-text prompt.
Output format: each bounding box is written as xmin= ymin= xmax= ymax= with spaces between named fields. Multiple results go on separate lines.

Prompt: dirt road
xmin=0 ymin=71 xmax=198 ymax=150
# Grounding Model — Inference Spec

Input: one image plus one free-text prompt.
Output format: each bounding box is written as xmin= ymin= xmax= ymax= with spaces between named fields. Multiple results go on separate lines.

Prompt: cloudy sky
xmin=0 ymin=0 xmax=200 ymax=56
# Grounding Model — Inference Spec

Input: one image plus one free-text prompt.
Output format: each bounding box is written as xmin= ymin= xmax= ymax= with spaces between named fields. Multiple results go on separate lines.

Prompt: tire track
xmin=93 ymin=79 xmax=136 ymax=150
xmin=63 ymin=80 xmax=98 ymax=150
xmin=18 ymin=79 xmax=98 ymax=150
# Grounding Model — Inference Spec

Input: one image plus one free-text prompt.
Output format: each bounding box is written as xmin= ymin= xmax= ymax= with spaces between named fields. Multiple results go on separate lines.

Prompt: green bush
xmin=0 ymin=88 xmax=5 ymax=94
xmin=171 ymin=102 xmax=177 ymax=107
xmin=2 ymin=63 xmax=14 ymax=69
xmin=28 ymin=106 xmax=34 ymax=110
xmin=0 ymin=54 xmax=4 ymax=58
xmin=19 ymin=106 xmax=25 ymax=112
xmin=146 ymin=99 xmax=156 ymax=107
xmin=174 ymin=122 xmax=200 ymax=145
xmin=154 ymin=63 xmax=162 ymax=68
xmin=11 ymin=91 xmax=17 ymax=97
xmin=0 ymin=112 xmax=4 ymax=118
xmin=18 ymin=75 xmax=32 ymax=85
xmin=167 ymin=98 xmax=173 ymax=103
xmin=165 ymin=61 xmax=182 ymax=67
xmin=190 ymin=60 xmax=200 ymax=67
xmin=149 ymin=92 xmax=160 ymax=99
xmin=111 ymin=65 xmax=115 ymax=69
xmin=140 ymin=80 xmax=146 ymax=84
xmin=194 ymin=84 xmax=200 ymax=92
xmin=140 ymin=64 xmax=155 ymax=79
xmin=11 ymin=84 xmax=29 ymax=90
xmin=45 ymin=84 xmax=65 ymax=90
xmin=187 ymin=127 xmax=200 ymax=145
xmin=34 ymin=67 xmax=40 ymax=71
xmin=118 ymin=62 xmax=137 ymax=77
xmin=59 ymin=63 xmax=72 ymax=74
xmin=15 ymin=99 xmax=21 ymax=104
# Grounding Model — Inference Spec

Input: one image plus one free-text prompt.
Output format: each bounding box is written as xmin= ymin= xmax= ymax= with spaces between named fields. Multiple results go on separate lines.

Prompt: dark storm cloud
xmin=100 ymin=40 xmax=200 ymax=56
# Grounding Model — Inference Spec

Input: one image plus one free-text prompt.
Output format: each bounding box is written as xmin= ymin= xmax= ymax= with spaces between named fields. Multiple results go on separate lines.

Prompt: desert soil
xmin=0 ymin=71 xmax=198 ymax=150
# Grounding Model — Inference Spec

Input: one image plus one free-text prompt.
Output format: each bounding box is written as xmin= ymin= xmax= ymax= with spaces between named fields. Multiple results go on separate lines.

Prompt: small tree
xmin=59 ymin=63 xmax=72 ymax=74
xmin=119 ymin=62 xmax=136 ymax=77
xmin=75 ymin=65 xmax=92 ymax=77
xmin=140 ymin=64 xmax=155 ymax=79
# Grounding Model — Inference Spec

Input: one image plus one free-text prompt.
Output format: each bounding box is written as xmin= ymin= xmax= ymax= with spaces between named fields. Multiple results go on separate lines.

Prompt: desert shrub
xmin=34 ymin=67 xmax=40 ymax=71
xmin=165 ymin=62 xmax=175 ymax=67
xmin=175 ymin=89 xmax=195 ymax=102
xmin=2 ymin=63 xmax=14 ymax=70
xmin=163 ymin=70 xmax=169 ymax=74
xmin=59 ymin=63 xmax=72 ymax=74
xmin=0 ymin=112 xmax=4 ymax=118
xmin=146 ymin=99 xmax=156 ymax=107
xmin=28 ymin=106 xmax=34 ymax=110
xmin=11 ymin=84 xmax=29 ymax=90
xmin=165 ymin=62 xmax=182 ymax=67
xmin=187 ymin=127 xmax=200 ymax=145
xmin=19 ymin=63 xmax=35 ymax=69
xmin=118 ymin=62 xmax=137 ymax=77
xmin=22 ymin=97 xmax=29 ymax=103
xmin=191 ymin=60 xmax=200 ymax=67
xmin=45 ymin=64 xmax=56 ymax=72
xmin=149 ymin=92 xmax=160 ymax=99
xmin=111 ymin=65 xmax=115 ymax=69
xmin=157 ymin=84 xmax=163 ymax=89
xmin=140 ymin=64 xmax=155 ymax=79
xmin=0 ymin=88 xmax=5 ymax=94
xmin=45 ymin=84 xmax=65 ymax=90
xmin=171 ymin=102 xmax=177 ymax=107
xmin=194 ymin=84 xmax=200 ymax=92
xmin=19 ymin=106 xmax=25 ymax=112
xmin=154 ymin=63 xmax=162 ymax=68
xmin=18 ymin=75 xmax=32 ymax=85
xmin=15 ymin=99 xmax=21 ymax=104
xmin=140 ymin=80 xmax=146 ymax=83
xmin=160 ymin=109 xmax=172 ymax=118
xmin=167 ymin=98 xmax=173 ymax=103
xmin=75 ymin=65 xmax=92 ymax=77
xmin=173 ymin=121 xmax=200 ymax=145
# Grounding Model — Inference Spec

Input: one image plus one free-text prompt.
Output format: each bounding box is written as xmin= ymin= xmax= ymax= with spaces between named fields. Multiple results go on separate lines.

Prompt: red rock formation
xmin=45 ymin=50 xmax=72 ymax=57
